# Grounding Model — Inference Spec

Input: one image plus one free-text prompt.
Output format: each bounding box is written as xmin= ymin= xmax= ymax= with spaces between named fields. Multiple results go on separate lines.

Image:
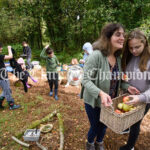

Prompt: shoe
xmin=86 ymin=142 xmax=95 ymax=150
xmin=119 ymin=145 xmax=134 ymax=150
xmin=49 ymin=91 xmax=53 ymax=96
xmin=119 ymin=128 xmax=130 ymax=134
xmin=95 ymin=141 xmax=105 ymax=150
xmin=54 ymin=95 xmax=59 ymax=100
xmin=54 ymin=89 xmax=59 ymax=100
xmin=10 ymin=104 xmax=21 ymax=110
xmin=30 ymin=76 xmax=38 ymax=83
xmin=26 ymin=83 xmax=31 ymax=88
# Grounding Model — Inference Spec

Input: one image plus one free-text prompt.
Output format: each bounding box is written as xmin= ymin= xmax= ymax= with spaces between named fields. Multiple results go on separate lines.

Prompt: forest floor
xmin=0 ymin=67 xmax=150 ymax=150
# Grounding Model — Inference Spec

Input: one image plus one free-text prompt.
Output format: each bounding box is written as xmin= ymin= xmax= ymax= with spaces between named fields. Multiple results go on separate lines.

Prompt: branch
xmin=57 ymin=113 xmax=64 ymax=150
xmin=11 ymin=136 xmax=30 ymax=148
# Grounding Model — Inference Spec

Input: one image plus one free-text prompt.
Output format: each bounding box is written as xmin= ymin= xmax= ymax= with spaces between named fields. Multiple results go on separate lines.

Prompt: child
xmin=21 ymin=41 xmax=33 ymax=69
xmin=0 ymin=43 xmax=20 ymax=110
xmin=17 ymin=57 xmax=37 ymax=88
xmin=79 ymin=42 xmax=93 ymax=67
xmin=40 ymin=45 xmax=59 ymax=100
xmin=120 ymin=29 xmax=150 ymax=150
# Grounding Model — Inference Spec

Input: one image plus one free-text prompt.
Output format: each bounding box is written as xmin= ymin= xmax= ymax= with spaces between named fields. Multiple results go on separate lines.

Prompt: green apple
xmin=122 ymin=103 xmax=130 ymax=112
xmin=117 ymin=103 xmax=123 ymax=110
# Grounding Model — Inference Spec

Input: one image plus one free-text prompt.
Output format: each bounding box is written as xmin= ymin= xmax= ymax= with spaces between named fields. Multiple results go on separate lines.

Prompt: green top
xmin=40 ymin=48 xmax=59 ymax=72
xmin=80 ymin=50 xmax=129 ymax=108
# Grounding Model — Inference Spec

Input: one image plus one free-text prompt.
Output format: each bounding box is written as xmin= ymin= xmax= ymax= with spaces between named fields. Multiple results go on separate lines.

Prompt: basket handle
xmin=110 ymin=104 xmax=114 ymax=112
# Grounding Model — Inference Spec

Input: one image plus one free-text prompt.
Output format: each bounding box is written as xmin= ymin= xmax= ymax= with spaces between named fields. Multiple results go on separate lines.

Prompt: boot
xmin=9 ymin=102 xmax=21 ymax=110
xmin=95 ymin=141 xmax=105 ymax=150
xmin=86 ymin=142 xmax=95 ymax=150
xmin=49 ymin=90 xmax=53 ymax=96
xmin=54 ymin=89 xmax=58 ymax=100
xmin=26 ymin=82 xmax=31 ymax=88
xmin=30 ymin=76 xmax=37 ymax=83
xmin=0 ymin=96 xmax=5 ymax=109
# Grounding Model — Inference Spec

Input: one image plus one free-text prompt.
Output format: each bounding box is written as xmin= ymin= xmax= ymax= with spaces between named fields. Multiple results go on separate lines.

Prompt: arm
xmin=4 ymin=46 xmax=13 ymax=60
xmin=55 ymin=56 xmax=59 ymax=65
xmin=26 ymin=46 xmax=31 ymax=57
xmin=40 ymin=47 xmax=48 ymax=59
xmin=82 ymin=52 xmax=112 ymax=106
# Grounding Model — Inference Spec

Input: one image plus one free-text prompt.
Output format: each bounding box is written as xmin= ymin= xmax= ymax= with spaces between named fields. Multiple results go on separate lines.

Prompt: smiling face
xmin=110 ymin=28 xmax=125 ymax=53
xmin=128 ymin=38 xmax=144 ymax=56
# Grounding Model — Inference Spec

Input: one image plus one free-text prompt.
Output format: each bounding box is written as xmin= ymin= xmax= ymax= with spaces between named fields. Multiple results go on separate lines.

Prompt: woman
xmin=120 ymin=29 xmax=150 ymax=150
xmin=79 ymin=42 xmax=93 ymax=67
xmin=80 ymin=23 xmax=139 ymax=150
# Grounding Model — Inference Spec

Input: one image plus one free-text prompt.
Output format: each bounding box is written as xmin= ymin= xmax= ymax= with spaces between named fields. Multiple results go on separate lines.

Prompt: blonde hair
xmin=122 ymin=29 xmax=150 ymax=72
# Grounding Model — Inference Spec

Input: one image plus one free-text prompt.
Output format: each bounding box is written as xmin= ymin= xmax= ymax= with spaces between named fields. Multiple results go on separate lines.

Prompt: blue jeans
xmin=85 ymin=103 xmax=107 ymax=143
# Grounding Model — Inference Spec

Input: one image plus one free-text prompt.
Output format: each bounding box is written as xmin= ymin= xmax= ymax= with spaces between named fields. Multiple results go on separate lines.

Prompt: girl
xmin=80 ymin=23 xmax=139 ymax=150
xmin=120 ymin=29 xmax=150 ymax=150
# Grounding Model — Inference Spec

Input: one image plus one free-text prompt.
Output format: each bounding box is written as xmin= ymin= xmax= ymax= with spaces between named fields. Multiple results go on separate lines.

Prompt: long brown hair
xmin=92 ymin=23 xmax=124 ymax=56
xmin=122 ymin=29 xmax=150 ymax=72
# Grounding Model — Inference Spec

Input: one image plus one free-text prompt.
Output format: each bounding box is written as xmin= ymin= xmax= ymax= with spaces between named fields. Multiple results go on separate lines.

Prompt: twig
xmin=11 ymin=136 xmax=30 ymax=148
xmin=57 ymin=113 xmax=64 ymax=150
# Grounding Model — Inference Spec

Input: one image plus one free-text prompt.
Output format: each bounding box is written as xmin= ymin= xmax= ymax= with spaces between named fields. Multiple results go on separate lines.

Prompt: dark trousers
xmin=126 ymin=104 xmax=150 ymax=148
xmin=85 ymin=103 xmax=107 ymax=143
xmin=47 ymin=72 xmax=58 ymax=91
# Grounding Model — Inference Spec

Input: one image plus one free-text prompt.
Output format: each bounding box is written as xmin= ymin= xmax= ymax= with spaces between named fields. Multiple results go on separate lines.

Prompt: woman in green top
xmin=40 ymin=45 xmax=59 ymax=100
xmin=81 ymin=23 xmax=139 ymax=150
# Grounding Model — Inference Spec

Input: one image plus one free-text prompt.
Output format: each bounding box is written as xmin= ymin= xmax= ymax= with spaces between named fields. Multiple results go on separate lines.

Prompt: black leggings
xmin=126 ymin=104 xmax=150 ymax=148
xmin=47 ymin=72 xmax=58 ymax=91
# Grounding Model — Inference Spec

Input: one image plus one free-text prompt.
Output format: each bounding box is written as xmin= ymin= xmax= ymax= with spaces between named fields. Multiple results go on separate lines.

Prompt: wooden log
xmin=57 ymin=113 xmax=64 ymax=150
xmin=11 ymin=136 xmax=30 ymax=148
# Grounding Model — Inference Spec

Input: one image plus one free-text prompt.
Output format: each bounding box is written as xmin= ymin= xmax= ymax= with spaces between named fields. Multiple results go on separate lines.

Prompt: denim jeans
xmin=85 ymin=103 xmax=107 ymax=143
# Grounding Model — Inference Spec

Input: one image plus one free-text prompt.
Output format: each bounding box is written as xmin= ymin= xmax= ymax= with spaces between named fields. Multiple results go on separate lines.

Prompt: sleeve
xmin=40 ymin=48 xmax=48 ymax=59
xmin=120 ymin=81 xmax=130 ymax=91
xmin=138 ymin=66 xmax=150 ymax=103
xmin=55 ymin=56 xmax=59 ymax=65
xmin=81 ymin=52 xmax=101 ymax=99
xmin=26 ymin=47 xmax=31 ymax=56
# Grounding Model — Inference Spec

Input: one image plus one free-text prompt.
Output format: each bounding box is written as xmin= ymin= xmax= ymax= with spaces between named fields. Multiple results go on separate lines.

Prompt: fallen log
xmin=11 ymin=136 xmax=30 ymax=148
xmin=57 ymin=113 xmax=64 ymax=150
xmin=16 ymin=110 xmax=57 ymax=139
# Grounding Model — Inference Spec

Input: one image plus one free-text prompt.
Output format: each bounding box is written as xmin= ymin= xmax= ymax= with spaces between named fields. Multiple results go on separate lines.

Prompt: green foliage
xmin=0 ymin=0 xmax=150 ymax=55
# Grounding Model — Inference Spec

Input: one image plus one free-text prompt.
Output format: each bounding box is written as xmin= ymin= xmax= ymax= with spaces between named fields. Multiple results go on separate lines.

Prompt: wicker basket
xmin=100 ymin=94 xmax=146 ymax=134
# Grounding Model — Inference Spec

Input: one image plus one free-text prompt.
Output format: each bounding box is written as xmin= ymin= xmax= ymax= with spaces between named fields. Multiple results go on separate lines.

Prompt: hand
xmin=45 ymin=45 xmax=49 ymax=49
xmin=79 ymin=59 xmax=85 ymax=64
xmin=125 ymin=95 xmax=140 ymax=105
xmin=99 ymin=90 xmax=112 ymax=107
xmin=128 ymin=86 xmax=140 ymax=95
xmin=8 ymin=46 xmax=11 ymax=50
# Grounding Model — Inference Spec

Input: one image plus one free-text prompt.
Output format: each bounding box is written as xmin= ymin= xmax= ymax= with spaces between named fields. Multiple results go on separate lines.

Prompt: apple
xmin=115 ymin=109 xmax=122 ymax=114
xmin=122 ymin=103 xmax=130 ymax=112
xmin=117 ymin=103 xmax=123 ymax=110
xmin=123 ymin=74 xmax=128 ymax=81
xmin=73 ymin=77 xmax=78 ymax=81
xmin=123 ymin=96 xmax=129 ymax=103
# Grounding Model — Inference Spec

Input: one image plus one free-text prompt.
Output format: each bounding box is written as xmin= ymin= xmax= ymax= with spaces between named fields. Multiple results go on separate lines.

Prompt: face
xmin=110 ymin=28 xmax=125 ymax=52
xmin=128 ymin=38 xmax=144 ymax=56
xmin=48 ymin=52 xmax=54 ymax=58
